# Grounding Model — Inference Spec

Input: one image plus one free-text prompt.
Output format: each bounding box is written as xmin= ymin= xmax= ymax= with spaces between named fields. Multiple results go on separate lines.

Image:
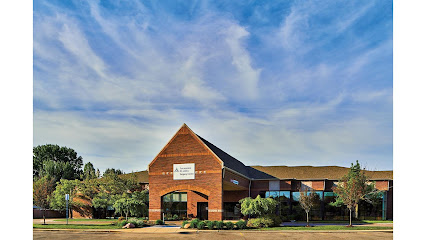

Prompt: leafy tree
xmin=39 ymin=160 xmax=76 ymax=183
xmin=331 ymin=160 xmax=382 ymax=226
xmin=83 ymin=162 xmax=96 ymax=180
xmin=103 ymin=168 xmax=124 ymax=177
xmin=299 ymin=189 xmax=320 ymax=227
xmin=92 ymin=192 xmax=120 ymax=218
xmin=33 ymin=176 xmax=56 ymax=224
xmin=239 ymin=195 xmax=278 ymax=218
xmin=33 ymin=144 xmax=83 ymax=180
xmin=129 ymin=190 xmax=149 ymax=217
xmin=112 ymin=191 xmax=148 ymax=220
xmin=50 ymin=179 xmax=81 ymax=218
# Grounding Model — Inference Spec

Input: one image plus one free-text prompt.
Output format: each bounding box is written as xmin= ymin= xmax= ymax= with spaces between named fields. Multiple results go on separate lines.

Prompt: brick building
xmin=130 ymin=124 xmax=393 ymax=221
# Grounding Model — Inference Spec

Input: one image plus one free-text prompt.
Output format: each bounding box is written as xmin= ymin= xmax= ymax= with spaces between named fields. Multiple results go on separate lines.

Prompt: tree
xmin=112 ymin=191 xmax=148 ymax=220
xmin=103 ymin=168 xmax=124 ymax=177
xmin=50 ymin=179 xmax=80 ymax=218
xmin=33 ymin=144 xmax=83 ymax=180
xmin=33 ymin=176 xmax=56 ymax=224
xmin=239 ymin=195 xmax=278 ymax=218
xmin=83 ymin=162 xmax=96 ymax=180
xmin=130 ymin=190 xmax=149 ymax=217
xmin=331 ymin=160 xmax=382 ymax=226
xmin=299 ymin=189 xmax=320 ymax=227
xmin=39 ymin=160 xmax=76 ymax=183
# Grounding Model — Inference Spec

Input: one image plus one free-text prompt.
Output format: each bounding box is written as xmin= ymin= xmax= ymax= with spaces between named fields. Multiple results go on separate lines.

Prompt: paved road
xmin=34 ymin=230 xmax=393 ymax=240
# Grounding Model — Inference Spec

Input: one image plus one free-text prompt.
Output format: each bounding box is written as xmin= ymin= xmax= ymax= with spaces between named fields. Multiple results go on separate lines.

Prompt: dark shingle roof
xmin=249 ymin=165 xmax=393 ymax=180
xmin=196 ymin=134 xmax=393 ymax=181
xmin=197 ymin=135 xmax=250 ymax=177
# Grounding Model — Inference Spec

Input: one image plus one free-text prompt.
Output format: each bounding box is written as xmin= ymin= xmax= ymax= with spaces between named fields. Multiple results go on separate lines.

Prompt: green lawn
xmin=33 ymin=224 xmax=120 ymax=229
xmin=53 ymin=219 xmax=117 ymax=222
xmin=297 ymin=220 xmax=393 ymax=224
xmin=256 ymin=226 xmax=393 ymax=231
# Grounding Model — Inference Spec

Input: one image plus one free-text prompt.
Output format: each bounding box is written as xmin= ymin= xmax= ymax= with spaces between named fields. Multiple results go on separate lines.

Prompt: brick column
xmin=207 ymin=188 xmax=223 ymax=220
xmin=149 ymin=188 xmax=162 ymax=220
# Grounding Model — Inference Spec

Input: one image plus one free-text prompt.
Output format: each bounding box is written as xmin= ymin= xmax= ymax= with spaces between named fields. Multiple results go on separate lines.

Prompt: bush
xmin=225 ymin=221 xmax=234 ymax=230
xmin=189 ymin=219 xmax=201 ymax=228
xmin=127 ymin=218 xmax=138 ymax=226
xmin=206 ymin=220 xmax=215 ymax=230
xmin=155 ymin=219 xmax=164 ymax=225
xmin=172 ymin=214 xmax=179 ymax=220
xmin=235 ymin=220 xmax=247 ymax=229
xmin=117 ymin=220 xmax=128 ymax=227
xmin=266 ymin=214 xmax=282 ymax=226
xmin=216 ymin=221 xmax=224 ymax=230
xmin=247 ymin=217 xmax=274 ymax=228
xmin=197 ymin=221 xmax=206 ymax=230
xmin=181 ymin=220 xmax=188 ymax=228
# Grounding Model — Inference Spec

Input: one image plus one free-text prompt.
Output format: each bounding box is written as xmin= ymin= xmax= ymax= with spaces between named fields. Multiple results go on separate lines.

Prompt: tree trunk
xmin=43 ymin=209 xmax=46 ymax=225
xmin=349 ymin=208 xmax=352 ymax=227
xmin=306 ymin=212 xmax=309 ymax=227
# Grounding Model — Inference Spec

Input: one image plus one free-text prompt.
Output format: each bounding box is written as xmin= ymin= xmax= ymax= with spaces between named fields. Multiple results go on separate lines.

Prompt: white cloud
xmin=224 ymin=25 xmax=261 ymax=100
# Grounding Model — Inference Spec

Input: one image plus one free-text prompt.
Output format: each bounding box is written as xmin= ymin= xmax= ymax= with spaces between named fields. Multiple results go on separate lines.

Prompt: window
xmin=162 ymin=192 xmax=187 ymax=220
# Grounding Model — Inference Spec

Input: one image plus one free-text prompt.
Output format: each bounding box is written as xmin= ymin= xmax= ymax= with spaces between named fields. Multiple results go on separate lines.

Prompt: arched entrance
xmin=160 ymin=185 xmax=210 ymax=220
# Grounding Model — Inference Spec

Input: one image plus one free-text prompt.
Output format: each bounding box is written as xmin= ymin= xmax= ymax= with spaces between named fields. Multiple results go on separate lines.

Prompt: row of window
xmin=265 ymin=191 xmax=334 ymax=201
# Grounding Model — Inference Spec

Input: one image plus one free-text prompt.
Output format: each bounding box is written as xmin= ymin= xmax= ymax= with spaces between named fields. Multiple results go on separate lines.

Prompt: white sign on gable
xmin=173 ymin=163 xmax=195 ymax=180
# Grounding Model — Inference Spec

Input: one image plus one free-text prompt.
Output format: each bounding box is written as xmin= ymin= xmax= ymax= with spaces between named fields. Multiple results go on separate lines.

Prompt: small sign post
xmin=65 ymin=194 xmax=70 ymax=225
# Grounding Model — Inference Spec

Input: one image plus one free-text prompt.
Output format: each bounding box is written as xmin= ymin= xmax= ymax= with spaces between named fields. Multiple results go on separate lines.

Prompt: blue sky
xmin=33 ymin=0 xmax=393 ymax=173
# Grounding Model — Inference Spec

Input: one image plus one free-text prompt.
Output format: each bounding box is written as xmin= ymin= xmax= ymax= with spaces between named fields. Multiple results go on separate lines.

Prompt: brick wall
xmin=148 ymin=125 xmax=224 ymax=220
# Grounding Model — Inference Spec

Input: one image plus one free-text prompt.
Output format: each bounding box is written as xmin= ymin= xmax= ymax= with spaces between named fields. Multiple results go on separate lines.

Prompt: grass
xmin=33 ymin=224 xmax=120 ymax=229
xmin=291 ymin=220 xmax=393 ymax=224
xmin=255 ymin=226 xmax=393 ymax=231
xmin=53 ymin=219 xmax=117 ymax=222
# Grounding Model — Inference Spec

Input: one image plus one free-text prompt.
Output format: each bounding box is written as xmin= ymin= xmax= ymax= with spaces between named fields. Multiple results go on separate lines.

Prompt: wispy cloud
xmin=33 ymin=0 xmax=393 ymax=172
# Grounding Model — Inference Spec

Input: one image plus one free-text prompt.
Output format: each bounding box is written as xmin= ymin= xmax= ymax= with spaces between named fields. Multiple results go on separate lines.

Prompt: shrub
xmin=189 ymin=219 xmax=201 ymax=228
xmin=225 ymin=222 xmax=234 ymax=230
xmin=135 ymin=220 xmax=146 ymax=228
xmin=197 ymin=221 xmax=206 ymax=230
xmin=235 ymin=220 xmax=247 ymax=229
xmin=216 ymin=221 xmax=224 ymax=230
xmin=127 ymin=218 xmax=138 ymax=226
xmin=266 ymin=214 xmax=282 ymax=227
xmin=247 ymin=217 xmax=274 ymax=228
xmin=181 ymin=220 xmax=188 ymax=228
xmin=117 ymin=220 xmax=128 ymax=227
xmin=206 ymin=220 xmax=215 ymax=230
xmin=172 ymin=214 xmax=179 ymax=220
xmin=155 ymin=219 xmax=164 ymax=225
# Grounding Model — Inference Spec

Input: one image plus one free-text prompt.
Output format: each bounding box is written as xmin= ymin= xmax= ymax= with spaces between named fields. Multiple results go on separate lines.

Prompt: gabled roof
xmin=145 ymin=124 xmax=393 ymax=181
xmin=197 ymin=135 xmax=250 ymax=177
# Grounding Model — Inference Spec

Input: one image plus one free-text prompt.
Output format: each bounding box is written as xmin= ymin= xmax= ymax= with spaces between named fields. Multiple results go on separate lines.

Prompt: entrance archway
xmin=160 ymin=185 xmax=210 ymax=220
